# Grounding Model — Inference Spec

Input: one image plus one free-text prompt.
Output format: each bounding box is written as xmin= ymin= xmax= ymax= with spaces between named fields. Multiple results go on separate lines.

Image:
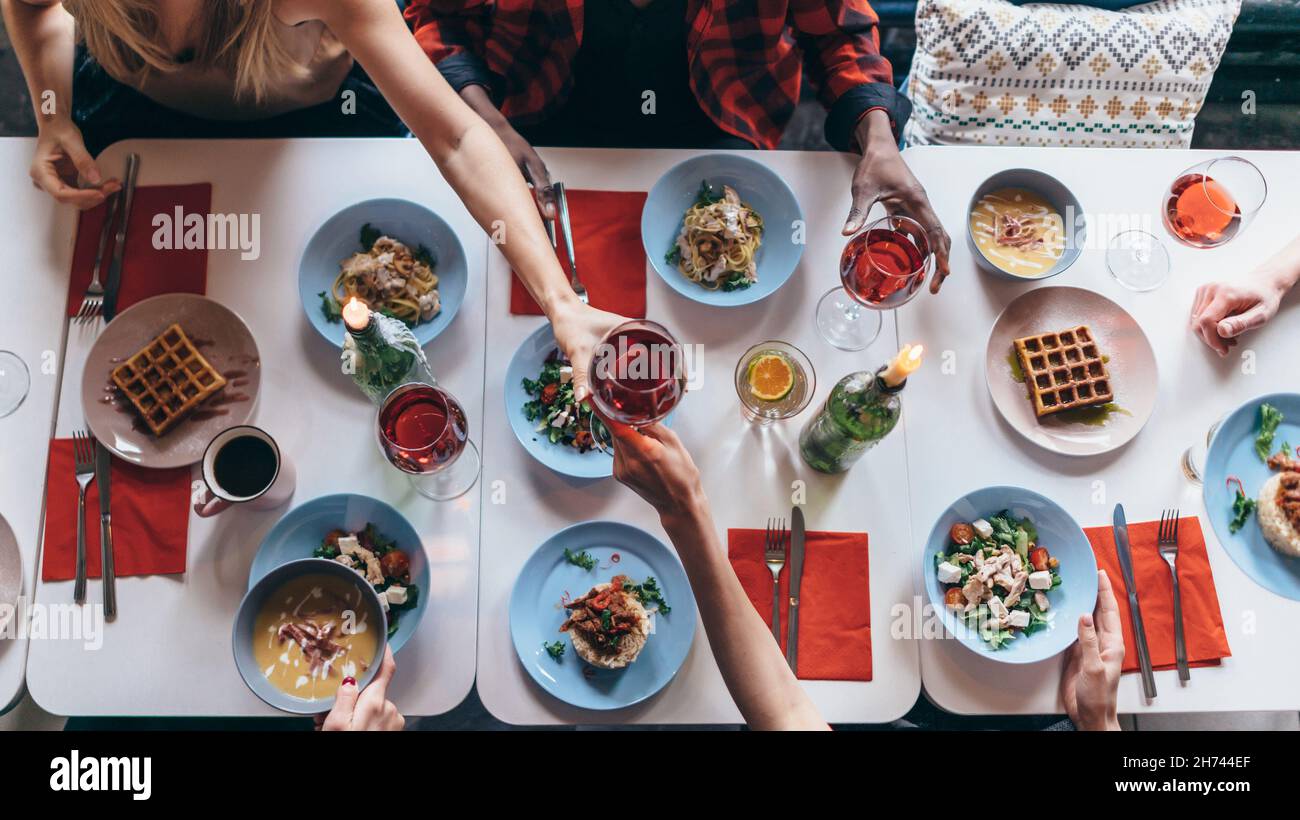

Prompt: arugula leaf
xmin=623 ymin=576 xmax=670 ymax=615
xmin=563 ymin=548 xmax=597 ymax=571
xmin=318 ymin=291 xmax=342 ymax=324
xmin=1255 ymin=403 xmax=1284 ymax=462
xmin=359 ymin=222 xmax=381 ymax=251
xmin=543 ymin=640 xmax=566 ymax=661
xmin=1229 ymin=488 xmax=1257 ymax=534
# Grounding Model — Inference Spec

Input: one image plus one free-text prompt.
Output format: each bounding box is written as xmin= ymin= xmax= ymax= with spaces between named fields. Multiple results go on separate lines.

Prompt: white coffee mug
xmin=194 ymin=426 xmax=295 ymax=518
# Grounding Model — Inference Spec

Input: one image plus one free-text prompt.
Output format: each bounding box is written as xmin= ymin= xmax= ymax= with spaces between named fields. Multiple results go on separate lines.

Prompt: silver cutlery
xmin=71 ymin=430 xmax=96 ymax=603
xmin=102 ymin=153 xmax=140 ymax=323
xmin=1114 ymin=504 xmax=1156 ymax=698
xmin=763 ymin=517 xmax=788 ymax=642
xmin=785 ymin=506 xmax=806 ymax=674
xmin=552 ymin=182 xmax=588 ymax=304
xmin=1157 ymin=509 xmax=1190 ymax=682
xmin=95 ymin=441 xmax=116 ymax=618
xmin=73 ymin=189 xmax=122 ymax=322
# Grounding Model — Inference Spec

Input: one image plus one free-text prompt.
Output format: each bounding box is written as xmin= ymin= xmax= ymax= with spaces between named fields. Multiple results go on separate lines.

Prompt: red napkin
xmin=510 ymin=189 xmax=647 ymax=318
xmin=1085 ymin=517 xmax=1231 ymax=673
xmin=41 ymin=439 xmax=191 ymax=580
xmin=728 ymin=528 xmax=872 ymax=681
xmin=65 ymin=183 xmax=212 ymax=317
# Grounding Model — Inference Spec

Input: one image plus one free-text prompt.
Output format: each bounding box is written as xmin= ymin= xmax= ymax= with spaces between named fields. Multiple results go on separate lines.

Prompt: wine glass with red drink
xmin=1162 ymin=156 xmax=1266 ymax=249
xmin=815 ymin=214 xmax=932 ymax=351
xmin=376 ymin=382 xmax=480 ymax=500
xmin=589 ymin=320 xmax=686 ymax=429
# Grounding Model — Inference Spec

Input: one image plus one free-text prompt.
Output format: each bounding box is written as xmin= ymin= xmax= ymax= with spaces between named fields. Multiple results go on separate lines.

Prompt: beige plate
xmin=0 ymin=514 xmax=20 ymax=632
xmin=81 ymin=294 xmax=261 ymax=468
xmin=985 ymin=286 xmax=1157 ymax=457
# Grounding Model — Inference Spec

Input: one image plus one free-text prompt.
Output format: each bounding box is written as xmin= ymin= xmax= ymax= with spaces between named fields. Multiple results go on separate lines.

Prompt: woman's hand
xmin=317 ymin=645 xmax=405 ymax=731
xmin=549 ymin=300 xmax=625 ymax=403
xmin=598 ymin=413 xmax=707 ymax=526
xmin=1060 ymin=570 xmax=1124 ymax=731
xmin=1190 ymin=275 xmax=1288 ymax=356
xmin=31 ymin=118 xmax=120 ymax=209
xmin=844 ymin=110 xmax=951 ymax=294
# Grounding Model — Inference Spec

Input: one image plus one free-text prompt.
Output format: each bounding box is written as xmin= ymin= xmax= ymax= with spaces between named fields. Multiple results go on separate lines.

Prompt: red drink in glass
xmin=378 ymin=384 xmax=468 ymax=474
xmin=1163 ymin=173 xmax=1240 ymax=248
xmin=840 ymin=226 xmax=928 ymax=309
xmin=590 ymin=320 xmax=686 ymax=427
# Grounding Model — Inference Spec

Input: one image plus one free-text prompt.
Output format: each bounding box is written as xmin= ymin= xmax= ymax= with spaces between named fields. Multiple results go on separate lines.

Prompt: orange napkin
xmin=728 ymin=528 xmax=872 ymax=681
xmin=41 ymin=439 xmax=191 ymax=580
xmin=1085 ymin=517 xmax=1230 ymax=673
xmin=510 ymin=189 xmax=647 ymax=318
xmin=66 ymin=183 xmax=212 ymax=317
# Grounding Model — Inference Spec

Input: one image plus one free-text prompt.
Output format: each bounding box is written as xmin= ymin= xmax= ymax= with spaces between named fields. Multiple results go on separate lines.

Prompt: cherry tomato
xmin=944 ymin=587 xmax=966 ymax=608
xmin=1029 ymin=547 xmax=1050 ymax=572
xmin=949 ymin=523 xmax=975 ymax=545
xmin=380 ymin=550 xmax=410 ymax=580
xmin=324 ymin=529 xmax=347 ymax=548
xmin=540 ymin=383 xmax=560 ymax=405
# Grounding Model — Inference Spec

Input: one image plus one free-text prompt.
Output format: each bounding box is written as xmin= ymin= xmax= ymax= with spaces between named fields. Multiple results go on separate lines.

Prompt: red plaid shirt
xmin=405 ymin=0 xmax=907 ymax=151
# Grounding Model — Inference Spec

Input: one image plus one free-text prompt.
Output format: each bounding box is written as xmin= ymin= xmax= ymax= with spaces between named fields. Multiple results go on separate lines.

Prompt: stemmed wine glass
xmin=815 ymin=214 xmax=933 ymax=351
xmin=376 ymin=382 xmax=480 ymax=501
xmin=1162 ymin=156 xmax=1266 ymax=249
xmin=588 ymin=319 xmax=686 ymax=429
xmin=0 ymin=351 xmax=30 ymax=418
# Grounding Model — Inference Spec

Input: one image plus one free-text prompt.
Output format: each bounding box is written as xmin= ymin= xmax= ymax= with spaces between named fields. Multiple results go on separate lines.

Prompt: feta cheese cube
xmin=377 ymin=592 xmax=389 ymax=613
xmin=972 ymin=519 xmax=994 ymax=540
xmin=550 ymin=409 xmax=569 ymax=428
xmin=558 ymin=366 xmax=573 ymax=385
xmin=1006 ymin=609 xmax=1031 ymax=629
xmin=936 ymin=561 xmax=963 ymax=584
xmin=1028 ymin=570 xmax=1053 ymax=590
xmin=385 ymin=585 xmax=407 ymax=606
xmin=337 ymin=535 xmax=360 ymax=555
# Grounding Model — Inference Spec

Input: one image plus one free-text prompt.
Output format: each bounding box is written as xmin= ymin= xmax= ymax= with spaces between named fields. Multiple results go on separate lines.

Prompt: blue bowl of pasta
xmin=642 ymin=154 xmax=803 ymax=307
xmin=298 ymin=198 xmax=467 ymax=349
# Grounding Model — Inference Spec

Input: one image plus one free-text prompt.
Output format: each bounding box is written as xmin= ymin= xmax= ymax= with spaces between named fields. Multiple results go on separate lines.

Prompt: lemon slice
xmin=747 ymin=353 xmax=794 ymax=402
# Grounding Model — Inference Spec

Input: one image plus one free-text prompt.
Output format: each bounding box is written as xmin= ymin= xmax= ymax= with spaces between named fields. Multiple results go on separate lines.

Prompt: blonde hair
xmin=64 ymin=0 xmax=306 ymax=102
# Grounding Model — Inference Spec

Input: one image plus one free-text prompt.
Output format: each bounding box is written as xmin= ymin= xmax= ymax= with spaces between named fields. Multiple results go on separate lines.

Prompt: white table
xmin=900 ymin=146 xmax=1300 ymax=714
xmin=24 ymin=139 xmax=485 ymax=716
xmin=475 ymin=148 xmax=921 ymax=725
xmin=0 ymin=140 xmax=77 ymax=715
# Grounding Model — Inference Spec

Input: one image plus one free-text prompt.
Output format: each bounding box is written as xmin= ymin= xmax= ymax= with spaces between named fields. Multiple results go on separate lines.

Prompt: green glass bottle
xmin=798 ymin=345 xmax=922 ymax=473
xmin=340 ymin=300 xmax=433 ymax=404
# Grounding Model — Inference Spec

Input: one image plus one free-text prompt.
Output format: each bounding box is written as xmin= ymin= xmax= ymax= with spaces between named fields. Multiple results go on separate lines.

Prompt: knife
xmin=96 ymin=442 xmax=117 ymax=619
xmin=1113 ymin=504 xmax=1154 ymax=698
xmin=785 ymin=506 xmax=806 ymax=674
xmin=102 ymin=153 xmax=140 ymax=322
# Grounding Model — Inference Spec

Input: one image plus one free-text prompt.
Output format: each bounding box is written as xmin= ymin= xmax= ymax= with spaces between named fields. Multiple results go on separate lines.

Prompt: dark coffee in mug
xmin=213 ymin=435 xmax=277 ymax=499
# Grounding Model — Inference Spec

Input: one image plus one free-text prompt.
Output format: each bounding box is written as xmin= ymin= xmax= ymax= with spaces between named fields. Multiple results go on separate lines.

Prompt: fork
xmin=552 ymin=183 xmax=589 ymax=305
xmin=764 ymin=517 xmax=788 ymax=641
xmin=74 ymin=191 xmax=122 ymax=322
xmin=71 ymin=430 xmax=96 ymax=603
xmin=1157 ymin=509 xmax=1190 ymax=682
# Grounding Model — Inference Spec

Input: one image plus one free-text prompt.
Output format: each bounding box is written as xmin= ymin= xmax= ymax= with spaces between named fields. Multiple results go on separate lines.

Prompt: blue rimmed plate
xmin=509 ymin=520 xmax=696 ymax=710
xmin=1203 ymin=393 xmax=1300 ymax=601
xmin=249 ymin=493 xmax=429 ymax=652
xmin=298 ymin=198 xmax=467 ymax=348
xmin=923 ymin=485 xmax=1098 ymax=664
xmin=642 ymin=154 xmax=803 ymax=307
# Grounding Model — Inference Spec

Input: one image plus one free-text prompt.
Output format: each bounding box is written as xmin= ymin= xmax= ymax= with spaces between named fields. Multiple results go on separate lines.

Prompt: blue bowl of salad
xmin=923 ymin=486 xmax=1097 ymax=664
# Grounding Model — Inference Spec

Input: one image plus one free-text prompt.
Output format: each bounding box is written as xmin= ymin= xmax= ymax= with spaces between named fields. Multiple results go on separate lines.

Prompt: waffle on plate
xmin=1013 ymin=325 xmax=1112 ymax=418
xmin=110 ymin=323 xmax=227 ymax=436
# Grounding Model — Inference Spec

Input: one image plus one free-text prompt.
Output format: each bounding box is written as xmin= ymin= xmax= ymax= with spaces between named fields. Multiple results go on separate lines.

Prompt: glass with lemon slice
xmin=734 ymin=341 xmax=815 ymax=423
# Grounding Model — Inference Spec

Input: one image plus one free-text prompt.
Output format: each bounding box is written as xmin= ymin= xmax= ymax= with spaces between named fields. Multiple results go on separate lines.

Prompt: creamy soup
xmin=970 ymin=188 xmax=1065 ymax=277
xmin=252 ymin=574 xmax=379 ymax=701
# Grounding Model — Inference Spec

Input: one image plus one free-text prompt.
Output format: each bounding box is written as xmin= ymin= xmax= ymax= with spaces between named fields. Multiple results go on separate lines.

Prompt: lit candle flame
xmin=342 ymin=296 xmax=370 ymax=332
xmin=881 ymin=342 xmax=924 ymax=387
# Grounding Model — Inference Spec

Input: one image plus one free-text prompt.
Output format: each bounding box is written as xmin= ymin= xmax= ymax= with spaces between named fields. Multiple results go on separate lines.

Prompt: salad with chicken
xmin=521 ymin=350 xmax=608 ymax=453
xmin=934 ymin=512 xmax=1062 ymax=649
xmin=313 ymin=523 xmax=419 ymax=638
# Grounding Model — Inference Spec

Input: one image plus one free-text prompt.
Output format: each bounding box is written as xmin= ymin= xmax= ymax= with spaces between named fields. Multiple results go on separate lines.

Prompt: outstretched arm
xmin=603 ymin=418 xmax=828 ymax=730
xmin=1190 ymin=234 xmax=1300 ymax=355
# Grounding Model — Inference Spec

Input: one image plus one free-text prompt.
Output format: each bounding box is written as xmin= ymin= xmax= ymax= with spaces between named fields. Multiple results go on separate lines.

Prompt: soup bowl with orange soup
xmin=233 ymin=557 xmax=388 ymax=714
xmin=966 ymin=169 xmax=1085 ymax=282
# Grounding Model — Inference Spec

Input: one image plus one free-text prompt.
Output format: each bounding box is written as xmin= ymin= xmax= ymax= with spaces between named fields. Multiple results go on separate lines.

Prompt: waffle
xmin=1013 ymin=325 xmax=1112 ymax=418
xmin=110 ymin=323 xmax=227 ymax=436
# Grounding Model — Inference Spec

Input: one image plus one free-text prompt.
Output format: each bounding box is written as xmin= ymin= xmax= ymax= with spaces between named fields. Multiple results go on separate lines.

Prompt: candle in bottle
xmin=342 ymin=297 xmax=370 ymax=332
xmin=880 ymin=343 xmax=924 ymax=387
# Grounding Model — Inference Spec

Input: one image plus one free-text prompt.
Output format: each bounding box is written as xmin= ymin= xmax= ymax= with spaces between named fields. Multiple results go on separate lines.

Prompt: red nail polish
xmin=341 ymin=676 xmax=356 ymax=687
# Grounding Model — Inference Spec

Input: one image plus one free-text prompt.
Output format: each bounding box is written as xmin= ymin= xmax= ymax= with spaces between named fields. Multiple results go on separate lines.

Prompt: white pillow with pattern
xmin=903 ymin=0 xmax=1241 ymax=148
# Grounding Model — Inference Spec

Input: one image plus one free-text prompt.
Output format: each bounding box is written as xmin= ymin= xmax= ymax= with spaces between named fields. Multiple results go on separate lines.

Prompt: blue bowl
xmin=642 ymin=154 xmax=803 ymax=307
xmin=249 ymin=494 xmax=429 ymax=653
xmin=923 ymin=485 xmax=1098 ymax=664
xmin=298 ymin=198 xmax=467 ymax=348
xmin=509 ymin=520 xmax=696 ymax=710
xmin=966 ymin=169 xmax=1084 ymax=282
xmin=233 ymin=557 xmax=388 ymax=714
xmin=1203 ymin=393 xmax=1300 ymax=601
